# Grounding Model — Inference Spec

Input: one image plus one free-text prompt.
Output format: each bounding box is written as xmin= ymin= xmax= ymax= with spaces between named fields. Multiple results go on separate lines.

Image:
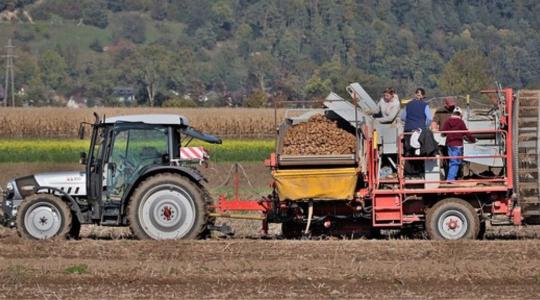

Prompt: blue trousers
xmin=447 ymin=146 xmax=463 ymax=181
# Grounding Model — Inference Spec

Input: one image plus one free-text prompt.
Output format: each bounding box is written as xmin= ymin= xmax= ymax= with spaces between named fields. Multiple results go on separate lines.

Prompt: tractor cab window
xmin=106 ymin=126 xmax=169 ymax=200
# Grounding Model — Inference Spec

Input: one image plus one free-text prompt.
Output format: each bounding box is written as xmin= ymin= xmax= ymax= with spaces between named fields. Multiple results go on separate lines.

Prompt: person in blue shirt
xmin=401 ymin=88 xmax=432 ymax=177
xmin=401 ymin=88 xmax=432 ymax=132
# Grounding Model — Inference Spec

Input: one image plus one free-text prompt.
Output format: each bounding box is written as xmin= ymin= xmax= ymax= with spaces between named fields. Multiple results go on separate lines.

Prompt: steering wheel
xmin=118 ymin=154 xmax=136 ymax=175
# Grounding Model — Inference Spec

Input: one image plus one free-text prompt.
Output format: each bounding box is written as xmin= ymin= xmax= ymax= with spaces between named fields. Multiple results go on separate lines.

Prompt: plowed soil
xmin=1 ymin=163 xmax=540 ymax=298
xmin=0 ymin=228 xmax=538 ymax=299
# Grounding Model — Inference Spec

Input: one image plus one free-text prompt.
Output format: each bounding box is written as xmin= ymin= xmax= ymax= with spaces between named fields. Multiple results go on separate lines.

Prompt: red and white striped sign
xmin=180 ymin=147 xmax=209 ymax=161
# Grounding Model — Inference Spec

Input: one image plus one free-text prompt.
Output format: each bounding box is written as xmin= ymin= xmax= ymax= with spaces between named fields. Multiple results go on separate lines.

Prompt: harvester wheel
xmin=16 ymin=194 xmax=73 ymax=240
xmin=426 ymin=198 xmax=479 ymax=240
xmin=128 ymin=173 xmax=208 ymax=240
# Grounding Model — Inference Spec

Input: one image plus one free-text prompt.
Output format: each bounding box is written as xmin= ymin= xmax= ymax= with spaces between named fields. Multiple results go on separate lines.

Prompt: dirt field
xmin=1 ymin=163 xmax=540 ymax=298
xmin=0 ymin=227 xmax=538 ymax=299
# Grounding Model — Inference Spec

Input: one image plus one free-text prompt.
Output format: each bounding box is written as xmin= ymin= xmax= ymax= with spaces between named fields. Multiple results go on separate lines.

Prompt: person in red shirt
xmin=441 ymin=107 xmax=476 ymax=181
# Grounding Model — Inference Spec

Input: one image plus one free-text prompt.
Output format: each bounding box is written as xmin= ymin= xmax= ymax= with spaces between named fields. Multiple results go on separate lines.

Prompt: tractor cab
xmin=80 ymin=113 xmax=222 ymax=227
xmin=82 ymin=114 xmax=220 ymax=203
xmin=2 ymin=113 xmax=221 ymax=240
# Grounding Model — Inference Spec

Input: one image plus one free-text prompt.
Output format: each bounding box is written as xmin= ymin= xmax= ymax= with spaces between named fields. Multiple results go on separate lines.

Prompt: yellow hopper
xmin=272 ymin=168 xmax=358 ymax=201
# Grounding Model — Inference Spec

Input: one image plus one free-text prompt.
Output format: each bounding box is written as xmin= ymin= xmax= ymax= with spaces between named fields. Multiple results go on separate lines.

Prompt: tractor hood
xmin=32 ymin=171 xmax=87 ymax=196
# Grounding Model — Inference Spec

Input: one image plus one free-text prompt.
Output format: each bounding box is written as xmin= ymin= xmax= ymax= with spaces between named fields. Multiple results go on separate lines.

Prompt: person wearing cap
xmin=432 ymin=97 xmax=456 ymax=131
xmin=441 ymin=106 xmax=476 ymax=181
xmin=374 ymin=87 xmax=400 ymax=124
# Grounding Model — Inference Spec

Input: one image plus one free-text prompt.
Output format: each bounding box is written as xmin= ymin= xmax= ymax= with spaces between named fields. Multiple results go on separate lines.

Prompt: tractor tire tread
xmin=127 ymin=172 xmax=208 ymax=240
xmin=16 ymin=194 xmax=73 ymax=240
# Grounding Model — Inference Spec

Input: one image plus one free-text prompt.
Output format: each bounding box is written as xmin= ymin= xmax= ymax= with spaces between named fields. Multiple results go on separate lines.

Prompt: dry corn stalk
xmin=0 ymin=107 xmax=284 ymax=138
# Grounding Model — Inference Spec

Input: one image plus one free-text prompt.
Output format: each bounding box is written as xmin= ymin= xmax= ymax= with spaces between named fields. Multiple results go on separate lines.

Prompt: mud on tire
xmin=127 ymin=173 xmax=209 ymax=240
xmin=16 ymin=194 xmax=73 ymax=240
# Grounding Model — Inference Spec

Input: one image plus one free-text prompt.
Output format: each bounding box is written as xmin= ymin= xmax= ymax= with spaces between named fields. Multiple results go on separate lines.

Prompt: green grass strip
xmin=0 ymin=139 xmax=275 ymax=163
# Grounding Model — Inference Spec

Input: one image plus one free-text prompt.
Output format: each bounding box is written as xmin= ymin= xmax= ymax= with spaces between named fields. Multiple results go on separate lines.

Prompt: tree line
xmin=1 ymin=0 xmax=539 ymax=107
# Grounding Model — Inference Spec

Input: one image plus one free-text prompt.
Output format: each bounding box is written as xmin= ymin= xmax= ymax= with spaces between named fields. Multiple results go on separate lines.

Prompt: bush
xmin=245 ymin=90 xmax=267 ymax=108
xmin=162 ymin=97 xmax=197 ymax=108
xmin=89 ymin=39 xmax=103 ymax=52
xmin=82 ymin=3 xmax=108 ymax=29
xmin=113 ymin=13 xmax=146 ymax=44
xmin=13 ymin=28 xmax=35 ymax=42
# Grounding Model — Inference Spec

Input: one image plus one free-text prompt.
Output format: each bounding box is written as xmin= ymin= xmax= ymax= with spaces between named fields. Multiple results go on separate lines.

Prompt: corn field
xmin=0 ymin=108 xmax=285 ymax=138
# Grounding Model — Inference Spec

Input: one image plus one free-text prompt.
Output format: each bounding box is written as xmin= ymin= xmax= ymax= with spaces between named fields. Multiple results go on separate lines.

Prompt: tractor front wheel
xmin=128 ymin=173 xmax=208 ymax=240
xmin=426 ymin=198 xmax=480 ymax=240
xmin=16 ymin=194 xmax=73 ymax=240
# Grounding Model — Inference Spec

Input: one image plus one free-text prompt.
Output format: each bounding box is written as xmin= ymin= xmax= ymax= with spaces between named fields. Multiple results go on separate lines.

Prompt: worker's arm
xmin=461 ymin=121 xmax=476 ymax=143
xmin=431 ymin=112 xmax=440 ymax=130
xmin=376 ymin=99 xmax=383 ymax=114
xmin=376 ymin=101 xmax=400 ymax=123
xmin=424 ymin=106 xmax=432 ymax=127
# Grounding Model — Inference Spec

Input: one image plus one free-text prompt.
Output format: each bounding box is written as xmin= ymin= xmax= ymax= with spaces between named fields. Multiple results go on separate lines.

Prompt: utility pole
xmin=3 ymin=38 xmax=16 ymax=107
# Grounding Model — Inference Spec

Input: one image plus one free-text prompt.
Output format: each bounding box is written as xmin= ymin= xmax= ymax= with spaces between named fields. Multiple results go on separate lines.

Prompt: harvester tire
xmin=16 ymin=194 xmax=73 ymax=240
xmin=426 ymin=198 xmax=479 ymax=240
xmin=127 ymin=173 xmax=208 ymax=240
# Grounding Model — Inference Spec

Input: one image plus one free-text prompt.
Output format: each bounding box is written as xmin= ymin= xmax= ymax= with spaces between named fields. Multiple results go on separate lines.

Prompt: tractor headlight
xmin=6 ymin=182 xmax=14 ymax=192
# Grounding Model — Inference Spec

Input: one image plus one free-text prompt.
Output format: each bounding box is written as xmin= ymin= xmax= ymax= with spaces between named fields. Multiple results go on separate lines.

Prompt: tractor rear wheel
xmin=16 ymin=194 xmax=73 ymax=240
xmin=128 ymin=173 xmax=208 ymax=240
xmin=426 ymin=198 xmax=480 ymax=240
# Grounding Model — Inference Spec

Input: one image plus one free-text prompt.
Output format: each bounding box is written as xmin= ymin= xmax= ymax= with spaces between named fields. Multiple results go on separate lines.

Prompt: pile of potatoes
xmin=282 ymin=114 xmax=356 ymax=155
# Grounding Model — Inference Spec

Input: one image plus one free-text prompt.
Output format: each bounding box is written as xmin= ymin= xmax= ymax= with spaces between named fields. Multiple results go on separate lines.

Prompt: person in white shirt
xmin=374 ymin=87 xmax=400 ymax=124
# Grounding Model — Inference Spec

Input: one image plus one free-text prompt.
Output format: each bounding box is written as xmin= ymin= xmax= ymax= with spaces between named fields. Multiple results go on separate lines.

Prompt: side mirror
xmin=79 ymin=152 xmax=87 ymax=165
xmin=78 ymin=124 xmax=85 ymax=140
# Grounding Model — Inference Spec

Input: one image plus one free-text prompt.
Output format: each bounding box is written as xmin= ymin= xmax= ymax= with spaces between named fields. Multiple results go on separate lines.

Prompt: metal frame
xmin=214 ymin=88 xmax=520 ymax=232
xmin=367 ymin=88 xmax=516 ymax=227
xmin=395 ymin=129 xmax=508 ymax=188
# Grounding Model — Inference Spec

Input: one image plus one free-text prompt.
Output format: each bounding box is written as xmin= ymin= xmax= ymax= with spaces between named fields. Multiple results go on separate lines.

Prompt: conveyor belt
xmin=514 ymin=90 xmax=540 ymax=223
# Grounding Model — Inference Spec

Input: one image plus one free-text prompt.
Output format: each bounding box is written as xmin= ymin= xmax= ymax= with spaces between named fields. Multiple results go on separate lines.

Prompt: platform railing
xmin=387 ymin=129 xmax=508 ymax=189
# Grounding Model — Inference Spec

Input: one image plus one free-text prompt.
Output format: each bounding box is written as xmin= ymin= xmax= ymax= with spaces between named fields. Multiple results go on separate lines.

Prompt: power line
xmin=3 ymin=38 xmax=16 ymax=107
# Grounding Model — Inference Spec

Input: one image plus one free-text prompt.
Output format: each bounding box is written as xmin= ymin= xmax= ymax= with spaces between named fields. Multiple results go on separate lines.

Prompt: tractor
xmin=1 ymin=113 xmax=222 ymax=240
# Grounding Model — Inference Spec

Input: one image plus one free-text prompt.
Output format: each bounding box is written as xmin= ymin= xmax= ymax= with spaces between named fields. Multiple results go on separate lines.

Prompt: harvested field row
xmin=0 ymin=234 xmax=538 ymax=298
xmin=0 ymin=107 xmax=284 ymax=138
